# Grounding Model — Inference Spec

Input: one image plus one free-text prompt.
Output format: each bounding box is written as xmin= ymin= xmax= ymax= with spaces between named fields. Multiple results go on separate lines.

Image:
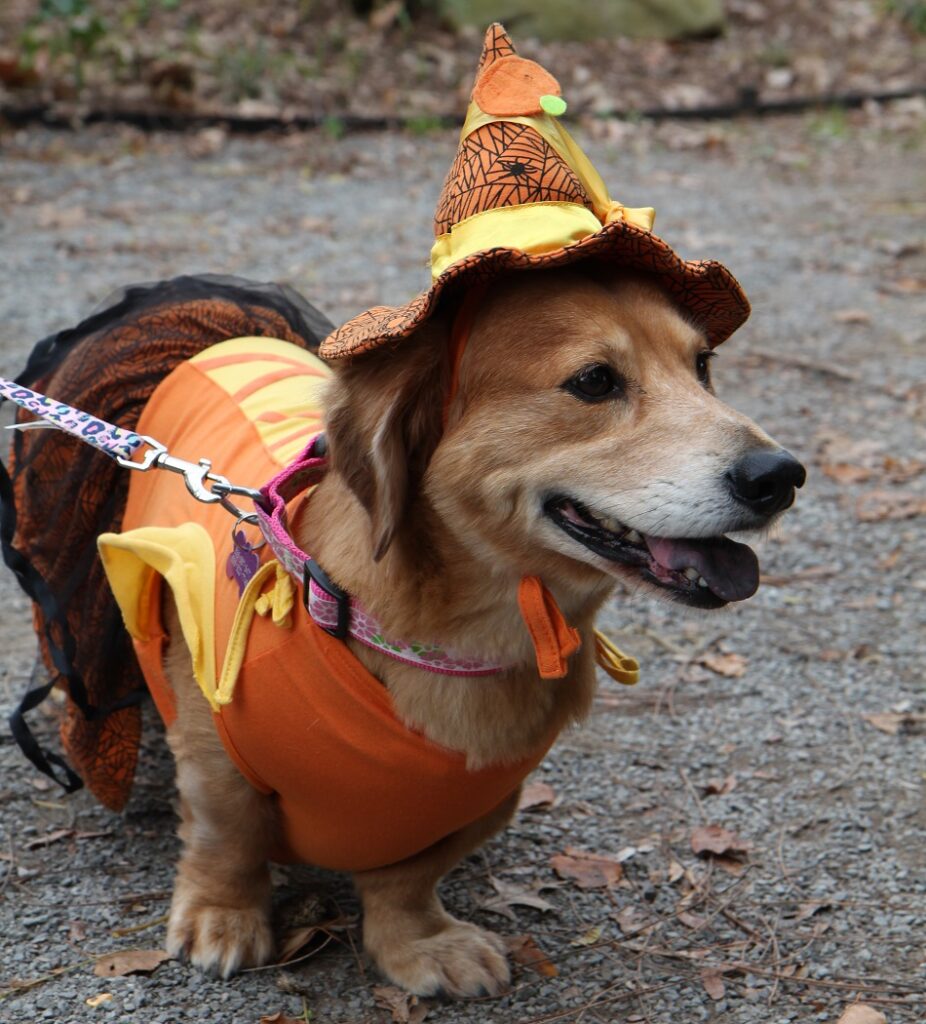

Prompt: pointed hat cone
xmin=320 ymin=24 xmax=749 ymax=360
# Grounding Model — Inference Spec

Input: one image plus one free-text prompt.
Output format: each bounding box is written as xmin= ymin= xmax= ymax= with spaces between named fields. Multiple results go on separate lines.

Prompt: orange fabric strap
xmin=442 ymin=283 xmax=489 ymax=430
xmin=517 ymin=575 xmax=581 ymax=679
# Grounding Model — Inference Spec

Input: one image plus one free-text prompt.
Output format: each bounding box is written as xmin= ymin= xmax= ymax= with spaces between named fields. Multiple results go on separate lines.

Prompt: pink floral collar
xmin=255 ymin=434 xmax=510 ymax=677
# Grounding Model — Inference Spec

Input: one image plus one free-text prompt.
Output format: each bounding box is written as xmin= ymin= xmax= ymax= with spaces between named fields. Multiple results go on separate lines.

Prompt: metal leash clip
xmin=116 ymin=435 xmax=265 ymax=518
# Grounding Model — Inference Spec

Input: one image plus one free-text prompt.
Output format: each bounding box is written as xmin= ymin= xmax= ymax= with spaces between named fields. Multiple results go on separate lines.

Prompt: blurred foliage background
xmin=0 ymin=0 xmax=923 ymax=123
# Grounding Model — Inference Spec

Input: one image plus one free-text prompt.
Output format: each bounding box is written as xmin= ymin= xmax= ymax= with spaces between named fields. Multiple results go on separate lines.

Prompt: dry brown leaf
xmin=879 ymin=275 xmax=926 ymax=295
xmin=615 ymin=905 xmax=654 ymax=936
xmin=837 ymin=1003 xmax=887 ymax=1024
xmin=700 ymin=967 xmax=726 ymax=1000
xmin=862 ymin=712 xmax=926 ymax=736
xmin=690 ymin=825 xmax=751 ymax=858
xmin=856 ymin=490 xmax=926 ymax=522
xmin=277 ymin=925 xmax=329 ymax=964
xmin=93 ymin=949 xmax=171 ymax=977
xmin=85 ymin=993 xmax=112 ymax=1007
xmin=480 ymin=876 xmax=558 ymax=920
xmin=518 ymin=781 xmax=556 ymax=811
xmin=677 ymin=911 xmax=708 ymax=930
xmin=259 ymin=1014 xmax=306 ymax=1024
xmin=822 ymin=462 xmax=874 ymax=484
xmin=883 ymin=456 xmax=926 ymax=483
xmin=712 ymin=854 xmax=749 ymax=877
xmin=506 ymin=934 xmax=558 ymax=977
xmin=667 ymin=859 xmax=686 ymax=883
xmin=373 ymin=985 xmax=428 ymax=1023
xmin=699 ymin=652 xmax=747 ymax=678
xmin=703 ymin=774 xmax=737 ymax=796
xmin=0 ymin=55 xmax=40 ymax=89
xmin=550 ymin=847 xmax=623 ymax=889
xmin=832 ymin=308 xmax=871 ymax=325
xmin=794 ymin=901 xmax=831 ymax=922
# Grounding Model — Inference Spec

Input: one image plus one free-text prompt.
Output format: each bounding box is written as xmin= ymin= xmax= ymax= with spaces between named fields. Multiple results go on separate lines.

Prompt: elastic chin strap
xmin=441 ymin=286 xmax=583 ymax=681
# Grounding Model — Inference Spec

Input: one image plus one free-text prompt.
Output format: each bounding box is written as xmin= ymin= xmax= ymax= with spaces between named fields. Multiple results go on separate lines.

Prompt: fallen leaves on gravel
xmin=480 ymin=876 xmax=558 ymax=920
xmin=259 ymin=1013 xmax=308 ymax=1024
xmin=615 ymin=905 xmax=656 ymax=936
xmin=700 ymin=966 xmax=727 ymax=1000
xmin=550 ymin=847 xmax=624 ymax=888
xmin=93 ymin=949 xmax=170 ymax=977
xmin=372 ymin=985 xmax=429 ymax=1023
xmin=690 ymin=825 xmax=751 ymax=858
xmin=861 ymin=711 xmax=926 ymax=736
xmin=836 ymin=1005 xmax=888 ymax=1024
xmin=856 ymin=490 xmax=926 ymax=522
xmin=703 ymin=774 xmax=737 ymax=796
xmin=518 ymin=781 xmax=556 ymax=811
xmin=698 ymin=652 xmax=747 ymax=678
xmin=85 ymin=993 xmax=112 ymax=1007
xmin=505 ymin=934 xmax=558 ymax=977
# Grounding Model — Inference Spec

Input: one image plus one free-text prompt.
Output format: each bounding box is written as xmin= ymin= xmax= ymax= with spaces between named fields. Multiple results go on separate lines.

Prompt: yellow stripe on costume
xmin=189 ymin=338 xmax=330 ymax=466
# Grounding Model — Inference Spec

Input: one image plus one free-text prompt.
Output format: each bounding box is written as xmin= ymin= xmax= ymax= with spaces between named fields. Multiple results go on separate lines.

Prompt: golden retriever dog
xmin=159 ymin=267 xmax=804 ymax=994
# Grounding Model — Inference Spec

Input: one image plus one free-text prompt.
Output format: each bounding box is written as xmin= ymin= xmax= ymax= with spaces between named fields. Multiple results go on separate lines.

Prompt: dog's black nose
xmin=726 ymin=449 xmax=806 ymax=516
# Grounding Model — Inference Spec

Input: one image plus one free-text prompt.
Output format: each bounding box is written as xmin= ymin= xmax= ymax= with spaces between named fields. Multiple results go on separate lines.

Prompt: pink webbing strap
xmin=255 ymin=435 xmax=507 ymax=677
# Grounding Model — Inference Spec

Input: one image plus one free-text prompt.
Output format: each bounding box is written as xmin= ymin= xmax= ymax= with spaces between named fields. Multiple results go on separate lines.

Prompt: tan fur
xmin=161 ymin=268 xmax=790 ymax=993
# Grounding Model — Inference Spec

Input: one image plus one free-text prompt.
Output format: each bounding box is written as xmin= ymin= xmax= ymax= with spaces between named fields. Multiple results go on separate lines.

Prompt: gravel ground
xmin=0 ymin=107 xmax=924 ymax=1024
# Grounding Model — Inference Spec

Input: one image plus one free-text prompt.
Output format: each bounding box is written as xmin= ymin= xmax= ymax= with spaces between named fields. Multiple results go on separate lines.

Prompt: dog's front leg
xmin=354 ymin=788 xmax=520 ymax=997
xmin=162 ymin=599 xmax=276 ymax=977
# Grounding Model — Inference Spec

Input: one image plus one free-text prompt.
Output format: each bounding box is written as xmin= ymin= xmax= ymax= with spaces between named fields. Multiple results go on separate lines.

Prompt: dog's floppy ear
xmin=324 ymin=318 xmax=449 ymax=561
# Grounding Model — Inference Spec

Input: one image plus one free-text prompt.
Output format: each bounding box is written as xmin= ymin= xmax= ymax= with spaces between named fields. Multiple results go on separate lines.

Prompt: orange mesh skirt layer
xmin=0 ymin=274 xmax=333 ymax=809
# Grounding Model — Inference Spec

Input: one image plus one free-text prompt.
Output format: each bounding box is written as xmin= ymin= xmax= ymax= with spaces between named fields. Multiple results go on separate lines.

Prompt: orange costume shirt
xmin=98 ymin=338 xmax=553 ymax=872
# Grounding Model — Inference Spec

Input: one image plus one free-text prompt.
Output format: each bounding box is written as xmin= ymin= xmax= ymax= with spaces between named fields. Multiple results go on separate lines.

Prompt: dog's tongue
xmin=643 ymin=534 xmax=760 ymax=602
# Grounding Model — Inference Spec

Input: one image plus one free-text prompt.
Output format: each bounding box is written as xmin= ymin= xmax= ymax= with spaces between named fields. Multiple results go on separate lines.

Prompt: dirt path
xmin=1 ymin=109 xmax=924 ymax=1023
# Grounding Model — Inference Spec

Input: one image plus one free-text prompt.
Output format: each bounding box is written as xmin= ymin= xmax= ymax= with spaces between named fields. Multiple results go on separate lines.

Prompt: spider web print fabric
xmin=1 ymin=275 xmax=332 ymax=809
xmin=433 ymin=122 xmax=593 ymax=235
xmin=477 ymin=22 xmax=516 ymax=73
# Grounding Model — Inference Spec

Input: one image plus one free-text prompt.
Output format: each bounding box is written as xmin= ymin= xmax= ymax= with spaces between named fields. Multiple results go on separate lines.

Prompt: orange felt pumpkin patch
xmin=473 ymin=55 xmax=562 ymax=118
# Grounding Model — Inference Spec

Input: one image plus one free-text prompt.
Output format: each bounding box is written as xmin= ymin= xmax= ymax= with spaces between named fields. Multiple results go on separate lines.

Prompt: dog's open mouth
xmin=544 ymin=497 xmax=759 ymax=609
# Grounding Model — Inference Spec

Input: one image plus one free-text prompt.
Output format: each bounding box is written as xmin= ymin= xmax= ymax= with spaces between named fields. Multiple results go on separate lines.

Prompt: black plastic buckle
xmin=303 ymin=558 xmax=350 ymax=639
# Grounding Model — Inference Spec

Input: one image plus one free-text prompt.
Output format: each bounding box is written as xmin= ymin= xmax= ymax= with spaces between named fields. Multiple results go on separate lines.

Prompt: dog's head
xmin=326 ymin=267 xmax=804 ymax=610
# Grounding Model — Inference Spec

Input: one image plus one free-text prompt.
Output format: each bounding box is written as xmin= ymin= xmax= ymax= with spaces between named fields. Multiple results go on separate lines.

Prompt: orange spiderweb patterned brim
xmin=319 ymin=219 xmax=750 ymax=360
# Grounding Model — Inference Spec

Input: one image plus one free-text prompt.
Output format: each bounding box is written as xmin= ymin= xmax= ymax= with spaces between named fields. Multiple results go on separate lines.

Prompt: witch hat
xmin=319 ymin=23 xmax=749 ymax=360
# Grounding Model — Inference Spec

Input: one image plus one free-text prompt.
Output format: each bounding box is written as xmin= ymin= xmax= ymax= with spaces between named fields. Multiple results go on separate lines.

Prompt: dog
xmin=152 ymin=268 xmax=803 ymax=994
xmin=1 ymin=23 xmax=804 ymax=999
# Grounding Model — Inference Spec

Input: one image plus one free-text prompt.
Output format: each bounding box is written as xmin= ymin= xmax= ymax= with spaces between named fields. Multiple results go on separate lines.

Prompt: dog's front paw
xmin=167 ymin=885 xmax=274 ymax=978
xmin=369 ymin=917 xmax=510 ymax=998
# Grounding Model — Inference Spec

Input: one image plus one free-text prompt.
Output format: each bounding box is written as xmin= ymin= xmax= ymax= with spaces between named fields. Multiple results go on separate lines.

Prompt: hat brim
xmin=319 ymin=219 xmax=750 ymax=360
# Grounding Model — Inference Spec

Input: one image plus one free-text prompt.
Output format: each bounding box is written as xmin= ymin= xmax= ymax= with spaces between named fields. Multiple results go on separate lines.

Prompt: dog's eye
xmin=564 ymin=364 xmax=623 ymax=403
xmin=696 ymin=350 xmax=714 ymax=388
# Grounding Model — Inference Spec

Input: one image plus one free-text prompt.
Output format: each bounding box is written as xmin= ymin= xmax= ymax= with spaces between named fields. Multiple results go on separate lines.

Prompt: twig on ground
xmin=677 ymin=768 xmax=708 ymax=823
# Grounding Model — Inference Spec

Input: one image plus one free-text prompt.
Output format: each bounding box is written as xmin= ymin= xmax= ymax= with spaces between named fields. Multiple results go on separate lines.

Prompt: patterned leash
xmin=1 ymin=376 xmax=263 ymax=514
xmin=0 ymin=376 xmax=518 ymax=678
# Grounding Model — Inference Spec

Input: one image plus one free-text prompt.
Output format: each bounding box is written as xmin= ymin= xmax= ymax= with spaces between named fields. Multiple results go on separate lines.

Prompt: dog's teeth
xmin=625 ymin=530 xmax=643 ymax=544
xmin=683 ymin=567 xmax=699 ymax=581
xmin=697 ymin=576 xmax=709 ymax=587
xmin=601 ymin=517 xmax=621 ymax=532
